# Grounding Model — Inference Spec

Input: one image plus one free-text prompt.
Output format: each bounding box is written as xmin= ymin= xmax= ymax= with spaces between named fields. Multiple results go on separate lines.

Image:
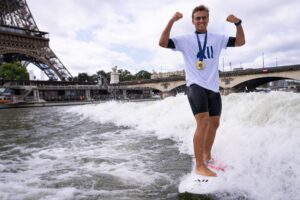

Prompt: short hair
xmin=192 ymin=5 xmax=209 ymax=19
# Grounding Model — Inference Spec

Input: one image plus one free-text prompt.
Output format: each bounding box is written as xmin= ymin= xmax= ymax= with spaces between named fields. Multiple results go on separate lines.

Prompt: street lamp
xmin=222 ymin=57 xmax=224 ymax=72
xmin=262 ymin=53 xmax=265 ymax=68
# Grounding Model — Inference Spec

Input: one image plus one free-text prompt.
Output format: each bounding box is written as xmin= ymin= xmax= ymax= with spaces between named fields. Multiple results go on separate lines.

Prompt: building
xmin=151 ymin=70 xmax=185 ymax=79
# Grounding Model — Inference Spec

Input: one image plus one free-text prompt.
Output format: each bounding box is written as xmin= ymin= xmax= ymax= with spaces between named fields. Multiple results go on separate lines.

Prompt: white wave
xmin=68 ymin=91 xmax=300 ymax=200
xmin=68 ymin=95 xmax=195 ymax=154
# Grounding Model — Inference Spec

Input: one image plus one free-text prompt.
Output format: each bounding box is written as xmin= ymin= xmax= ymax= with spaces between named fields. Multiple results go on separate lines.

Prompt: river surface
xmin=0 ymin=92 xmax=299 ymax=200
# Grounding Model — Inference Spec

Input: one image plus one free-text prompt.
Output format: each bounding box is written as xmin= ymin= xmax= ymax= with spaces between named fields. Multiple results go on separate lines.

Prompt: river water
xmin=0 ymin=92 xmax=299 ymax=200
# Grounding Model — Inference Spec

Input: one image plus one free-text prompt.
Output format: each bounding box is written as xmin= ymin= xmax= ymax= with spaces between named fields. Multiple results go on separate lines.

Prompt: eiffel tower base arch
xmin=0 ymin=0 xmax=73 ymax=81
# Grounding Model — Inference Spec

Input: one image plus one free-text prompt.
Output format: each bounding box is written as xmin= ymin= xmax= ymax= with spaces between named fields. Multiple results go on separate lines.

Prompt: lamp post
xmin=222 ymin=57 xmax=224 ymax=72
xmin=262 ymin=53 xmax=265 ymax=68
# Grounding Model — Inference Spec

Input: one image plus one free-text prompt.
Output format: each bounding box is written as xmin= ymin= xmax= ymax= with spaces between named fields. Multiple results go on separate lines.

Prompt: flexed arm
xmin=226 ymin=14 xmax=246 ymax=46
xmin=159 ymin=12 xmax=183 ymax=48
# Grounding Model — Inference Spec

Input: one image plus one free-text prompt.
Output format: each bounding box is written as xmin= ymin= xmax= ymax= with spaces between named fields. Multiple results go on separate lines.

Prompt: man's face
xmin=192 ymin=11 xmax=209 ymax=32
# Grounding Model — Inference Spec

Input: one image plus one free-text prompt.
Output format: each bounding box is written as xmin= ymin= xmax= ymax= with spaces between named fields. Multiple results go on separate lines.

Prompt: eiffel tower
xmin=0 ymin=0 xmax=72 ymax=80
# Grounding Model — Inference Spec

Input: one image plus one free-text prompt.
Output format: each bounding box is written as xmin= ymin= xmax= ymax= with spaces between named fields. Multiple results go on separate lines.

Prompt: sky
xmin=26 ymin=0 xmax=300 ymax=78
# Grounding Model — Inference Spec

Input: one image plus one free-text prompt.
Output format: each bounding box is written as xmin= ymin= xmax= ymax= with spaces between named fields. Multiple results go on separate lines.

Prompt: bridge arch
xmin=170 ymin=83 xmax=187 ymax=94
xmin=231 ymin=75 xmax=299 ymax=92
xmin=1 ymin=50 xmax=60 ymax=80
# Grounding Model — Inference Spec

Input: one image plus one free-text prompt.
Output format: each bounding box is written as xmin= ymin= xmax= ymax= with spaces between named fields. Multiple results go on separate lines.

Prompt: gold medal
xmin=196 ymin=61 xmax=205 ymax=70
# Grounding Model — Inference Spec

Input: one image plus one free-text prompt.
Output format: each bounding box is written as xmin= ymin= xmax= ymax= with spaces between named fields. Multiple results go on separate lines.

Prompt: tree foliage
xmin=97 ymin=70 xmax=110 ymax=84
xmin=71 ymin=68 xmax=152 ymax=84
xmin=0 ymin=62 xmax=29 ymax=80
xmin=77 ymin=73 xmax=90 ymax=82
xmin=118 ymin=69 xmax=134 ymax=81
xmin=135 ymin=70 xmax=151 ymax=80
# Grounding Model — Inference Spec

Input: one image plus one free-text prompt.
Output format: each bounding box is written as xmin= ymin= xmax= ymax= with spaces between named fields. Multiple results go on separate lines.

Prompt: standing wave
xmin=68 ymin=91 xmax=300 ymax=200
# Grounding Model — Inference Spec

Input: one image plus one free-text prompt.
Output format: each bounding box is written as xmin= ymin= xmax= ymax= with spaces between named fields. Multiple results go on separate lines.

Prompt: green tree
xmin=134 ymin=70 xmax=151 ymax=80
xmin=96 ymin=70 xmax=110 ymax=85
xmin=77 ymin=73 xmax=90 ymax=82
xmin=96 ymin=70 xmax=107 ymax=79
xmin=0 ymin=62 xmax=29 ymax=80
xmin=68 ymin=76 xmax=77 ymax=81
xmin=118 ymin=69 xmax=134 ymax=81
xmin=106 ymin=72 xmax=111 ymax=83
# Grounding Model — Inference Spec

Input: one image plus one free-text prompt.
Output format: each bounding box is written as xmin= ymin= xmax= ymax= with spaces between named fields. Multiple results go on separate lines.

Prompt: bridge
xmin=0 ymin=65 xmax=299 ymax=106
xmin=118 ymin=65 xmax=300 ymax=97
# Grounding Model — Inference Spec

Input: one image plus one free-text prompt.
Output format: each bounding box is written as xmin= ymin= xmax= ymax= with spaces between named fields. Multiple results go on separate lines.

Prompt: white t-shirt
xmin=172 ymin=32 xmax=229 ymax=92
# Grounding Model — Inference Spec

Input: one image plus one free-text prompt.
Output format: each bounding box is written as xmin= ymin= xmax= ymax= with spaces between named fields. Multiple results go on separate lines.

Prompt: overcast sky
xmin=27 ymin=0 xmax=300 ymax=77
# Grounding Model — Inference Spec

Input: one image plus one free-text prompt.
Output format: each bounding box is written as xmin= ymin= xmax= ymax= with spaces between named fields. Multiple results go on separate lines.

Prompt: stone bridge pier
xmin=161 ymin=90 xmax=176 ymax=98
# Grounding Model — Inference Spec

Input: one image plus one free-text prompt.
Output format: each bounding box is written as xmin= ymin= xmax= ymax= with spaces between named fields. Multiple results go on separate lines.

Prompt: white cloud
xmin=26 ymin=0 xmax=300 ymax=77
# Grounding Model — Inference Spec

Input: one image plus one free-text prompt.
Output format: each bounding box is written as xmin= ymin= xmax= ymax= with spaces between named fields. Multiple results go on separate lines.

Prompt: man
xmin=159 ymin=5 xmax=245 ymax=176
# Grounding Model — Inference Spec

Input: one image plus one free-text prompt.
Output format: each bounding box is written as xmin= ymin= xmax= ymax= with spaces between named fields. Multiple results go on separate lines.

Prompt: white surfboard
xmin=178 ymin=172 xmax=224 ymax=194
xmin=179 ymin=160 xmax=228 ymax=194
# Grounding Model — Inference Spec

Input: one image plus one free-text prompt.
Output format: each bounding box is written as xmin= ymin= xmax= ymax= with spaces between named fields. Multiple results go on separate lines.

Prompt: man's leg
xmin=194 ymin=112 xmax=216 ymax=176
xmin=203 ymin=116 xmax=220 ymax=162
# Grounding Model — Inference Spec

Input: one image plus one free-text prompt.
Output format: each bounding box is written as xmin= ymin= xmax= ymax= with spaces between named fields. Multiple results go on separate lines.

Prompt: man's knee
xmin=211 ymin=121 xmax=220 ymax=129
xmin=209 ymin=117 xmax=220 ymax=129
xmin=195 ymin=112 xmax=210 ymax=128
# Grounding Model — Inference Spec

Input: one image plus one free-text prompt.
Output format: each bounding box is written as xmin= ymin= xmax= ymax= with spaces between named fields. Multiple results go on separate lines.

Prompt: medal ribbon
xmin=195 ymin=32 xmax=207 ymax=61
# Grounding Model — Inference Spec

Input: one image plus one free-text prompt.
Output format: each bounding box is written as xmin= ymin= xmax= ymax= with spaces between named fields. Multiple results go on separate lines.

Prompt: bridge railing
xmin=220 ymin=64 xmax=300 ymax=77
xmin=119 ymin=76 xmax=184 ymax=85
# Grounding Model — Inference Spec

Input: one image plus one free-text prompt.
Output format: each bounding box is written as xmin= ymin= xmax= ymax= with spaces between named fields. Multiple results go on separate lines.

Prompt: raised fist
xmin=171 ymin=12 xmax=183 ymax=22
xmin=226 ymin=14 xmax=240 ymax=24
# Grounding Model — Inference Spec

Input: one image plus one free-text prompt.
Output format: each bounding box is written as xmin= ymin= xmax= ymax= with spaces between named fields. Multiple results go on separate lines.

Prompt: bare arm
xmin=159 ymin=12 xmax=183 ymax=48
xmin=226 ymin=14 xmax=245 ymax=46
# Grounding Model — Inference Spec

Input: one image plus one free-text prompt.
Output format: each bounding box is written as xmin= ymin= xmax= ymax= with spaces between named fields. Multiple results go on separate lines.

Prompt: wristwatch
xmin=235 ymin=20 xmax=242 ymax=26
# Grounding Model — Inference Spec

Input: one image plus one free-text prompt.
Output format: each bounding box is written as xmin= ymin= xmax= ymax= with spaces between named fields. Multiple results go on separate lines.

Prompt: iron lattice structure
xmin=0 ymin=0 xmax=72 ymax=80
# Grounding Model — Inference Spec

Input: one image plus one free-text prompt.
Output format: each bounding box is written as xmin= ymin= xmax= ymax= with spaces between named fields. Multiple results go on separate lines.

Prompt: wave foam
xmin=68 ymin=92 xmax=300 ymax=200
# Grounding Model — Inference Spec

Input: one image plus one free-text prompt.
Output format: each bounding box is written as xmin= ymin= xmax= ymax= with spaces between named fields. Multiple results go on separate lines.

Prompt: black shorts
xmin=187 ymin=84 xmax=222 ymax=116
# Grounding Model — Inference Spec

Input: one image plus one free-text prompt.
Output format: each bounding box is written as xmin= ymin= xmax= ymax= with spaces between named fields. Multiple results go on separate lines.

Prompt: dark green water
xmin=0 ymin=107 xmax=196 ymax=200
